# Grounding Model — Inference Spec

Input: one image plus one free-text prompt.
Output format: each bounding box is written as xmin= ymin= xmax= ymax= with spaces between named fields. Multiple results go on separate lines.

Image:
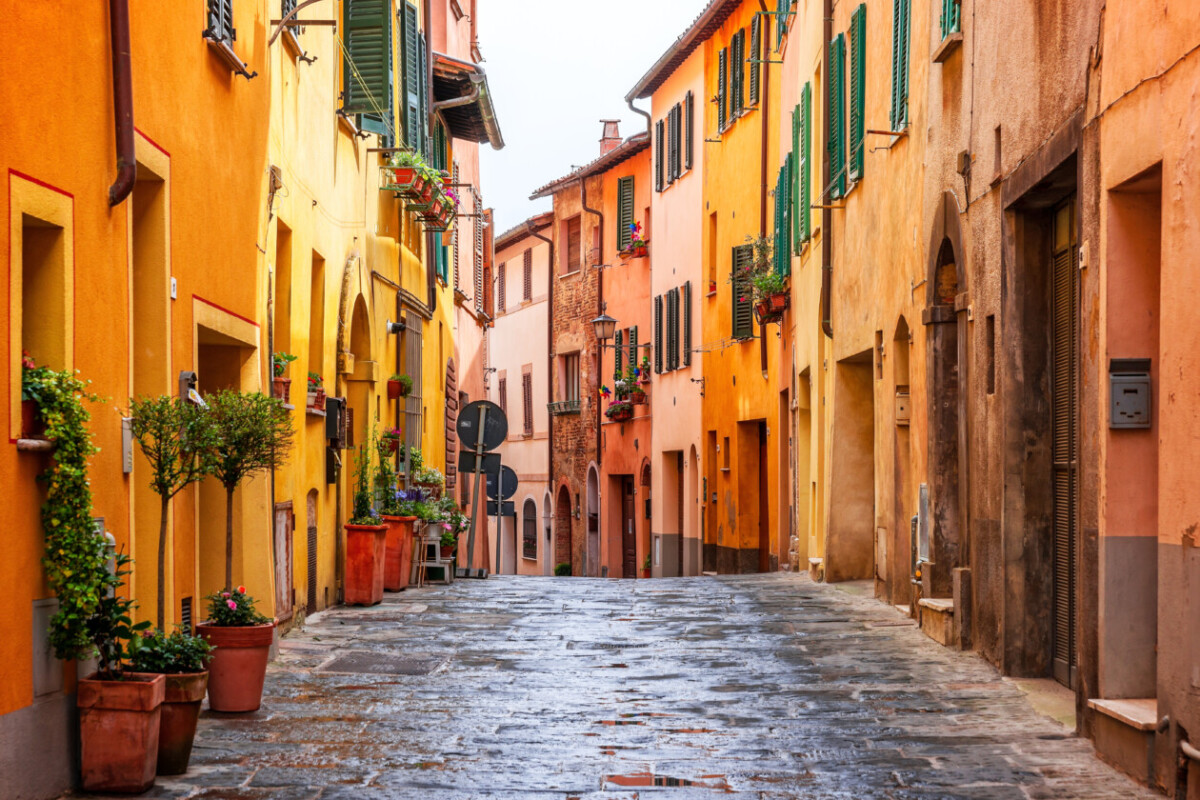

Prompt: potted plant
xmin=380 ymin=426 xmax=403 ymax=455
xmin=387 ymin=373 xmax=413 ymax=400
xmin=414 ymin=465 xmax=445 ymax=498
xmin=386 ymin=149 xmax=431 ymax=199
xmin=381 ymin=489 xmax=424 ymax=591
xmin=78 ymin=550 xmax=163 ymax=794
xmin=620 ymin=221 xmax=649 ymax=259
xmin=196 ymin=587 xmax=274 ymax=713
xmin=734 ymin=234 xmax=789 ymax=323
xmin=126 ymin=627 xmax=214 ymax=775
xmin=306 ymin=372 xmax=326 ymax=411
xmin=439 ymin=527 xmax=459 ymax=559
xmin=642 ymin=554 xmax=651 ymax=579
xmin=554 ymin=562 xmax=571 ymax=577
xmin=344 ymin=443 xmax=387 ymax=605
xmin=20 ymin=350 xmax=49 ymax=439
xmin=271 ymin=352 xmax=298 ymax=403
xmin=606 ymin=401 xmax=634 ymax=423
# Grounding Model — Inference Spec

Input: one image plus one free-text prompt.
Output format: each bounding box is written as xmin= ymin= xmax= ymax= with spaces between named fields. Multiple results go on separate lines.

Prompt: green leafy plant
xmin=25 ymin=367 xmax=109 ymax=660
xmin=204 ymin=391 xmax=295 ymax=589
xmin=21 ymin=350 xmax=50 ymax=404
xmin=127 ymin=627 xmax=214 ymax=674
xmin=203 ymin=585 xmax=271 ymax=627
xmin=272 ymin=352 xmax=297 ymax=378
xmin=389 ymin=374 xmax=413 ymax=396
xmin=731 ymin=234 xmax=788 ymax=304
xmin=643 ymin=554 xmax=651 ymax=570
xmin=405 ymin=446 xmax=423 ymax=476
xmin=87 ymin=550 xmax=152 ymax=680
xmin=129 ymin=396 xmax=217 ymax=628
xmin=373 ymin=430 xmax=396 ymax=504
xmin=439 ymin=527 xmax=459 ymax=548
xmin=414 ymin=466 xmax=444 ymax=488
xmin=349 ymin=443 xmax=381 ymax=525
xmin=554 ymin=562 xmax=571 ymax=577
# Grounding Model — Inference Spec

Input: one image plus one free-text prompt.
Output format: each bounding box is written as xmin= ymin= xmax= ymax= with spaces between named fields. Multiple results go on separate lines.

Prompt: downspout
xmin=758 ymin=3 xmax=771 ymax=375
xmin=424 ymin=0 xmax=437 ymax=313
xmin=107 ymin=0 xmax=135 ymax=206
xmin=432 ymin=74 xmax=481 ymax=113
xmin=820 ymin=0 xmax=834 ymax=338
xmin=526 ymin=222 xmax=555 ymax=511
xmin=627 ymin=97 xmax=652 ymax=137
xmin=582 ymin=177 xmax=604 ymax=476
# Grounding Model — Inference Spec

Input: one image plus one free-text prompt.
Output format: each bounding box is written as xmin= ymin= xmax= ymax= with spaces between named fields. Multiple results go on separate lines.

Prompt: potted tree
xmin=345 ymin=443 xmax=387 ymax=605
xmin=381 ymin=489 xmax=423 ymax=591
xmin=306 ymin=372 xmax=326 ymax=412
xmin=199 ymin=390 xmax=293 ymax=712
xmin=387 ymin=373 xmax=413 ymax=400
xmin=126 ymin=627 xmax=214 ymax=775
xmin=271 ymin=352 xmax=297 ymax=403
xmin=196 ymin=587 xmax=273 ymax=713
xmin=129 ymin=395 xmax=216 ymax=628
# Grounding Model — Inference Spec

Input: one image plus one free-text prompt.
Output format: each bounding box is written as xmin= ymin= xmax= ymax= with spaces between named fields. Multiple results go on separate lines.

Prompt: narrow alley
xmin=80 ymin=575 xmax=1153 ymax=799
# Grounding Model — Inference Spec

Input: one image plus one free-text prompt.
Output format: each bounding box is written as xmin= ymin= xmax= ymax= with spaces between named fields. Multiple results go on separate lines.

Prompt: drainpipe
xmin=581 ymin=177 xmax=604 ymax=475
xmin=627 ymin=97 xmax=652 ymax=137
xmin=820 ymin=0 xmax=834 ymax=338
xmin=526 ymin=222 xmax=555 ymax=509
xmin=107 ymin=0 xmax=135 ymax=206
xmin=757 ymin=3 xmax=771 ymax=375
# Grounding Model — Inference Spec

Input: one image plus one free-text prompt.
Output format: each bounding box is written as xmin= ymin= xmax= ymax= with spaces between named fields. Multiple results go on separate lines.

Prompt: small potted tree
xmin=306 ymin=372 xmax=326 ymax=412
xmin=199 ymin=390 xmax=293 ymax=712
xmin=271 ymin=352 xmax=298 ymax=403
xmin=196 ymin=587 xmax=273 ymax=713
xmin=129 ymin=395 xmax=216 ymax=629
xmin=387 ymin=373 xmax=413 ymax=400
xmin=126 ymin=627 xmax=214 ymax=775
xmin=344 ymin=443 xmax=387 ymax=605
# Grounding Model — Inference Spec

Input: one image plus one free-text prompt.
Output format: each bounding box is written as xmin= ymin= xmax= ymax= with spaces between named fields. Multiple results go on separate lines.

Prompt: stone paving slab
xmin=67 ymin=573 xmax=1158 ymax=798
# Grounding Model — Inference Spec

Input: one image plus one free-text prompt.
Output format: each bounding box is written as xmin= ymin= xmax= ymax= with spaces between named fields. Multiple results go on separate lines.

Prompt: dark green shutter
xmin=773 ymin=165 xmax=784 ymax=275
xmin=828 ymin=33 xmax=846 ymax=200
xmin=207 ymin=0 xmax=234 ymax=43
xmin=614 ymin=329 xmax=624 ymax=381
xmin=718 ymin=48 xmax=728 ymax=131
xmin=667 ymin=109 xmax=676 ymax=184
xmin=418 ymin=32 xmax=428 ymax=156
xmin=800 ymin=82 xmax=812 ymax=243
xmin=654 ymin=295 xmax=663 ymax=373
xmin=791 ymin=103 xmax=801 ymax=253
xmin=682 ymin=281 xmax=692 ymax=366
xmin=891 ymin=0 xmax=910 ymax=131
xmin=750 ymin=14 xmax=761 ymax=105
xmin=618 ymin=176 xmax=635 ymax=250
xmin=655 ymin=119 xmax=665 ymax=192
xmin=685 ymin=91 xmax=694 ymax=170
xmin=668 ymin=289 xmax=679 ymax=370
xmin=342 ymin=0 xmax=392 ymax=116
xmin=628 ymin=327 xmax=638 ymax=372
xmin=403 ymin=3 xmax=420 ymax=148
xmin=733 ymin=30 xmax=745 ymax=114
xmin=777 ymin=0 xmax=787 ymax=47
xmin=940 ymin=0 xmax=960 ymax=41
xmin=783 ymin=154 xmax=793 ymax=272
xmin=732 ymin=246 xmax=754 ymax=339
xmin=848 ymin=4 xmax=866 ymax=183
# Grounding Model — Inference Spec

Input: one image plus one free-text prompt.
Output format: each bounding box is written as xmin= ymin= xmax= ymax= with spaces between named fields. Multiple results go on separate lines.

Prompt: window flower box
xmin=605 ymin=401 xmax=634 ymax=423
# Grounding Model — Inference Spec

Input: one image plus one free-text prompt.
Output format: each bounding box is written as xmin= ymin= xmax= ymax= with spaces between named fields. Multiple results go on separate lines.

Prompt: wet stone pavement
xmin=79 ymin=574 xmax=1156 ymax=799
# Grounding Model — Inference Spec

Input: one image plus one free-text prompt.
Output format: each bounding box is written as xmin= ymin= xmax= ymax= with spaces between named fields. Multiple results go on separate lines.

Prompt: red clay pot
xmin=272 ymin=376 xmax=291 ymax=404
xmin=630 ymin=389 xmax=647 ymax=405
xmin=382 ymin=515 xmax=417 ymax=591
xmin=440 ymin=544 xmax=458 ymax=560
xmin=641 ymin=568 xmax=651 ymax=579
xmin=20 ymin=398 xmax=45 ymax=439
xmin=78 ymin=671 xmax=165 ymax=794
xmin=345 ymin=523 xmax=387 ymax=605
xmin=196 ymin=621 xmax=276 ymax=713
xmin=156 ymin=671 xmax=208 ymax=775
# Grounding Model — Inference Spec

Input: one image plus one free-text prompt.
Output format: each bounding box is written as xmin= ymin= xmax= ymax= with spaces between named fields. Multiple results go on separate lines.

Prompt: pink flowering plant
xmin=204 ymin=585 xmax=271 ymax=627
xmin=628 ymin=221 xmax=647 ymax=249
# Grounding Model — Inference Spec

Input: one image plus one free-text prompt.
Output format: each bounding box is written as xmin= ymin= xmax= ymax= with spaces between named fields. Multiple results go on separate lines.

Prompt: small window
xmin=497 ymin=260 xmax=506 ymax=312
xmin=523 ymin=248 xmax=532 ymax=301
xmin=522 ymin=370 xmax=533 ymax=435
xmin=560 ymin=353 xmax=580 ymax=402
xmin=565 ymin=216 xmax=581 ymax=273
xmin=497 ymin=374 xmax=507 ymax=415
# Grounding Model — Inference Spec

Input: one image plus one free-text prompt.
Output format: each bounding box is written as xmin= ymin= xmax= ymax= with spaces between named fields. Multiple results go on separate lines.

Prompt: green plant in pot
xmin=129 ymin=395 xmax=216 ymax=629
xmin=127 ymin=627 xmax=214 ymax=775
xmin=345 ymin=442 xmax=388 ymax=605
xmin=197 ymin=390 xmax=293 ymax=713
xmin=387 ymin=372 xmax=413 ymax=399
xmin=271 ymin=351 xmax=297 ymax=403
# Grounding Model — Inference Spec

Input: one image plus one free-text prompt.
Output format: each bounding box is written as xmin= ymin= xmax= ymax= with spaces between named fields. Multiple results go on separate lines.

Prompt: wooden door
xmin=273 ymin=501 xmax=294 ymax=622
xmin=622 ymin=477 xmax=636 ymax=578
xmin=676 ymin=453 xmax=685 ymax=576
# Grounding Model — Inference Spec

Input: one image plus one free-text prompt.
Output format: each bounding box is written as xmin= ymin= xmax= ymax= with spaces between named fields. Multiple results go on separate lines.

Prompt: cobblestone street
xmin=85 ymin=575 xmax=1156 ymax=799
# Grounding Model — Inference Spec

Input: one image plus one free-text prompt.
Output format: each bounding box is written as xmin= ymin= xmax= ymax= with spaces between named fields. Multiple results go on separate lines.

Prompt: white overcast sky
xmin=477 ymin=0 xmax=712 ymax=235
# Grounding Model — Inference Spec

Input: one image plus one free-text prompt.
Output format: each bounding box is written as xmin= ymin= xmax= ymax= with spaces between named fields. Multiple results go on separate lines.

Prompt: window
xmin=653 ymin=295 xmax=664 ymax=374
xmin=402 ymin=2 xmax=425 ymax=151
xmin=522 ymin=248 xmax=532 ymax=301
xmin=669 ymin=105 xmax=682 ymax=182
xmin=522 ymin=499 xmax=538 ymax=560
xmin=707 ymin=212 xmax=718 ymax=291
xmin=732 ymin=245 xmax=754 ymax=339
xmin=848 ymin=4 xmax=867 ymax=184
xmin=682 ymin=282 xmax=692 ymax=366
xmin=565 ymin=216 xmax=581 ymax=272
xmin=717 ymin=47 xmax=728 ymax=131
xmin=617 ymin=179 xmax=635 ymax=251
xmin=274 ymin=224 xmax=293 ymax=354
xmin=614 ymin=329 xmax=624 ymax=381
xmin=655 ymin=119 xmax=665 ymax=193
xmin=560 ymin=353 xmax=580 ymax=402
xmin=773 ymin=157 xmax=792 ymax=275
xmin=342 ymin=0 xmax=393 ymax=131
xmin=828 ymin=33 xmax=847 ymax=199
xmin=309 ymin=252 xmax=325 ymax=377
xmin=731 ymin=29 xmax=746 ymax=116
xmin=749 ymin=14 xmax=761 ymax=105
xmin=206 ymin=0 xmax=234 ymax=45
xmin=628 ymin=327 xmax=638 ymax=373
xmin=522 ymin=370 xmax=533 ymax=435
xmin=684 ymin=91 xmax=695 ymax=170
xmin=794 ymin=83 xmax=813 ymax=248
xmin=497 ymin=374 xmax=507 ymax=414
xmin=890 ymin=0 xmax=911 ymax=131
xmin=776 ymin=0 xmax=788 ymax=46
xmin=497 ymin=260 xmax=506 ymax=312
xmin=940 ymin=0 xmax=961 ymax=41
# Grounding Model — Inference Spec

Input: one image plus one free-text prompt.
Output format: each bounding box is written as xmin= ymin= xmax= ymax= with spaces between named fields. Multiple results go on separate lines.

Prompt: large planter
xmin=78 ymin=671 xmax=165 ymax=794
xmin=345 ymin=523 xmax=387 ymax=605
xmin=196 ymin=621 xmax=276 ymax=713
xmin=272 ymin=376 xmax=291 ymax=404
xmin=382 ymin=515 xmax=417 ymax=591
xmin=387 ymin=379 xmax=403 ymax=399
xmin=606 ymin=403 xmax=634 ymax=423
xmin=630 ymin=388 xmax=648 ymax=405
xmin=156 ymin=671 xmax=208 ymax=775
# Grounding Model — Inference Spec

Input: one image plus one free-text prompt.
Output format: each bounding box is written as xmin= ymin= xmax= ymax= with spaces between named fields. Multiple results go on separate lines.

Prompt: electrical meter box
xmin=1109 ymin=358 xmax=1151 ymax=429
xmin=895 ymin=386 xmax=911 ymax=426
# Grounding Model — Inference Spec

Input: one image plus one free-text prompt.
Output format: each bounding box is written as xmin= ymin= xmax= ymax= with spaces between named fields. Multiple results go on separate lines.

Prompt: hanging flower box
xmin=630 ymin=388 xmax=647 ymax=405
xmin=754 ymin=291 xmax=790 ymax=325
xmin=306 ymin=387 xmax=326 ymax=412
xmin=380 ymin=165 xmax=430 ymax=201
xmin=605 ymin=402 xmax=634 ymax=423
xmin=425 ymin=202 xmax=456 ymax=232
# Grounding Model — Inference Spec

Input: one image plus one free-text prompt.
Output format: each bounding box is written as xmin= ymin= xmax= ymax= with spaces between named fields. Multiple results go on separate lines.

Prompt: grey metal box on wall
xmin=1109 ymin=358 xmax=1152 ymax=430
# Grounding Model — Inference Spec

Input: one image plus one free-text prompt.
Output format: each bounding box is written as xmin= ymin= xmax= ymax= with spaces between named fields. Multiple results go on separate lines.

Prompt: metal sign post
xmin=464 ymin=404 xmax=488 ymax=576
xmin=456 ymin=400 xmax=507 ymax=579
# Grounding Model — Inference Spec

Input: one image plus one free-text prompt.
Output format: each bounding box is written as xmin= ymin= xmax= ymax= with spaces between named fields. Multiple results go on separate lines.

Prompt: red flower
xmin=237 ymin=585 xmax=246 ymax=594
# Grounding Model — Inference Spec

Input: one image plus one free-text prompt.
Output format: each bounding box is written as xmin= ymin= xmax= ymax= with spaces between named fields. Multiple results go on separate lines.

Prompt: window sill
xmin=719 ymin=467 xmax=730 ymax=473
xmin=16 ymin=438 xmax=54 ymax=453
xmin=559 ymin=270 xmax=580 ymax=280
xmin=204 ymin=35 xmax=256 ymax=79
xmin=336 ymin=112 xmax=361 ymax=139
xmin=932 ymin=31 xmax=963 ymax=63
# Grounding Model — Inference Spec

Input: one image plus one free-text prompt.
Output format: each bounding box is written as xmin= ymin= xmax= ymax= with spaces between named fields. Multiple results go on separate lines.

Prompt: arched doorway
xmin=586 ymin=466 xmax=600 ymax=577
xmin=343 ymin=294 xmax=372 ymax=521
xmin=554 ymin=485 xmax=572 ymax=575
xmin=521 ymin=498 xmax=537 ymax=574
xmin=891 ymin=317 xmax=914 ymax=606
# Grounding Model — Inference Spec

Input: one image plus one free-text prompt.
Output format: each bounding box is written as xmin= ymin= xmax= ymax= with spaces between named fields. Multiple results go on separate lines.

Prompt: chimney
xmin=599 ymin=120 xmax=621 ymax=155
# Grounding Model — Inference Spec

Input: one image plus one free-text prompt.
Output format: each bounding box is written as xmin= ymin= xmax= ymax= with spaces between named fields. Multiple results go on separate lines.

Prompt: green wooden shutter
xmin=773 ymin=164 xmax=785 ymax=275
xmin=891 ymin=0 xmax=910 ymax=131
xmin=733 ymin=30 xmax=745 ymax=114
xmin=403 ymin=2 xmax=420 ymax=148
xmin=685 ymin=91 xmax=694 ymax=170
xmin=628 ymin=326 xmax=638 ymax=373
xmin=618 ymin=176 xmax=635 ymax=250
xmin=940 ymin=0 xmax=960 ymax=41
xmin=654 ymin=295 xmax=663 ymax=373
xmin=614 ymin=329 xmax=624 ymax=382
xmin=682 ymin=281 xmax=692 ymax=366
xmin=791 ymin=103 xmax=801 ymax=253
xmin=669 ymin=289 xmax=679 ymax=370
xmin=777 ymin=0 xmax=787 ymax=47
xmin=655 ymin=119 xmax=665 ymax=192
xmin=732 ymin=246 xmax=754 ymax=339
xmin=848 ymin=4 xmax=866 ymax=183
xmin=799 ymin=82 xmax=812 ymax=245
xmin=718 ymin=48 xmax=728 ymax=131
xmin=749 ymin=15 xmax=761 ymax=105
xmin=342 ymin=0 xmax=392 ymax=116
xmin=828 ymin=33 xmax=846 ymax=200
xmin=783 ymin=154 xmax=793 ymax=272
xmin=418 ymin=32 xmax=428 ymax=156
xmin=667 ymin=108 xmax=677 ymax=184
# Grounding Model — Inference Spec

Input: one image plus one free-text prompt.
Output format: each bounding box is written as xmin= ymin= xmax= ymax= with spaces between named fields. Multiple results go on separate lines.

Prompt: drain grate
xmin=318 ymin=652 xmax=443 ymax=676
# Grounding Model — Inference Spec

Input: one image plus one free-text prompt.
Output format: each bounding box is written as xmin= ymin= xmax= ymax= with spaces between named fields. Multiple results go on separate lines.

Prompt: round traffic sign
xmin=456 ymin=400 xmax=507 ymax=451
xmin=486 ymin=465 xmax=519 ymax=501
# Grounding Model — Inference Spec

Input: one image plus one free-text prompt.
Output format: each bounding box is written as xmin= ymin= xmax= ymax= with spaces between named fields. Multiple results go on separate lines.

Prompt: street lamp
xmin=591 ymin=313 xmax=617 ymax=343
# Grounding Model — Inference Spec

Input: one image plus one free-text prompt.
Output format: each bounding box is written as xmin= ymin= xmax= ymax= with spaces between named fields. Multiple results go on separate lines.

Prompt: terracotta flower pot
xmin=197 ymin=621 xmax=276 ymax=713
xmin=630 ymin=389 xmax=647 ymax=405
xmin=387 ymin=379 xmax=402 ymax=399
xmin=272 ymin=376 xmax=291 ymax=404
xmin=382 ymin=515 xmax=417 ymax=591
xmin=767 ymin=292 xmax=789 ymax=312
xmin=20 ymin=398 xmax=45 ymax=439
xmin=78 ymin=671 xmax=165 ymax=794
xmin=345 ymin=523 xmax=387 ymax=605
xmin=156 ymin=671 xmax=208 ymax=775
xmin=642 ymin=568 xmax=651 ymax=579
xmin=440 ymin=544 xmax=457 ymax=559
xmin=382 ymin=437 xmax=400 ymax=455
